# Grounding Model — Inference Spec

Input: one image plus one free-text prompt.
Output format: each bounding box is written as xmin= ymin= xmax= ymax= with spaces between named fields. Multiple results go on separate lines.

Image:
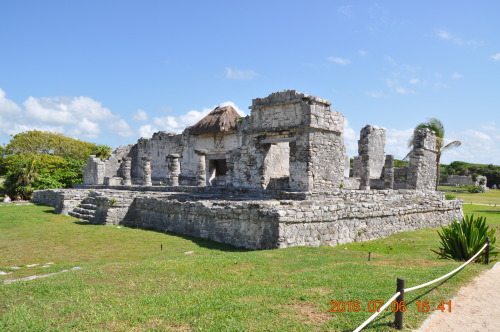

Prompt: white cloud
xmin=23 ymin=96 xmax=115 ymax=125
xmin=0 ymin=88 xmax=132 ymax=141
xmin=108 ymin=119 xmax=134 ymax=137
xmin=70 ymin=118 xmax=100 ymax=138
xmin=225 ymin=67 xmax=259 ymax=80
xmin=0 ymin=88 xmax=23 ymax=116
xmin=442 ymin=128 xmax=500 ymax=164
xmin=409 ymin=78 xmax=420 ymax=85
xmin=481 ymin=122 xmax=496 ymax=131
xmin=221 ymin=101 xmax=246 ymax=116
xmin=140 ymin=102 xmax=245 ymax=136
xmin=328 ymin=57 xmax=351 ymax=65
xmin=491 ymin=53 xmax=500 ymax=61
xmin=437 ymin=29 xmax=451 ymax=40
xmin=133 ymin=109 xmax=148 ymax=122
xmin=138 ymin=124 xmax=158 ymax=138
xmin=343 ymin=118 xmax=357 ymax=156
xmin=358 ymin=50 xmax=367 ymax=56
xmin=451 ymin=72 xmax=463 ymax=79
xmin=436 ymin=29 xmax=481 ymax=47
xmin=384 ymin=128 xmax=414 ymax=159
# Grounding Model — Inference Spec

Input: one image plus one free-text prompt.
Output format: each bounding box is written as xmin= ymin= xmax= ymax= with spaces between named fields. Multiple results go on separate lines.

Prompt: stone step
xmin=72 ymin=207 xmax=96 ymax=216
xmin=81 ymin=197 xmax=96 ymax=204
xmin=68 ymin=210 xmax=94 ymax=221
xmin=80 ymin=203 xmax=97 ymax=210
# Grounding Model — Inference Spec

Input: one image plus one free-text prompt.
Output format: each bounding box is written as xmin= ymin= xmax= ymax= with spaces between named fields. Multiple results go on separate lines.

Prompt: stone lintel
xmin=261 ymin=137 xmax=297 ymax=144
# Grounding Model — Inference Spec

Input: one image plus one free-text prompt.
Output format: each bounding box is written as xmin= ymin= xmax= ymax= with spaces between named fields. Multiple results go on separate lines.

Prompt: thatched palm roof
xmin=187 ymin=105 xmax=241 ymax=135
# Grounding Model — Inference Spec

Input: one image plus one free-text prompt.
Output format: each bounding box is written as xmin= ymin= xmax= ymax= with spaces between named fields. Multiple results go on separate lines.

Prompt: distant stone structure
xmin=34 ymin=90 xmax=462 ymax=250
xmin=445 ymin=175 xmax=488 ymax=190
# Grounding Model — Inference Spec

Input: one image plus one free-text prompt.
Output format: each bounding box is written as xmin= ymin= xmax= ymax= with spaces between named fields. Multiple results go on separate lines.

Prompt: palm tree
xmin=408 ymin=118 xmax=461 ymax=190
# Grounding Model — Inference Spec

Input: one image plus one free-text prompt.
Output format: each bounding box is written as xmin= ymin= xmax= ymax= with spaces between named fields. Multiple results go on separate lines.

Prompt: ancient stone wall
xmin=35 ymin=187 xmax=463 ymax=250
xmin=104 ymin=145 xmax=133 ymax=182
xmin=358 ymin=125 xmax=386 ymax=179
xmin=445 ymin=175 xmax=488 ymax=189
xmin=407 ymin=128 xmax=437 ymax=190
xmin=83 ymin=156 xmax=105 ymax=185
xmin=32 ymin=189 xmax=90 ymax=214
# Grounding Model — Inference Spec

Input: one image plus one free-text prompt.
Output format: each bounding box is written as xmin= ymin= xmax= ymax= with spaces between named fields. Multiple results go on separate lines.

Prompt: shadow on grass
xmin=72 ymin=219 xmax=250 ymax=253
xmin=474 ymin=209 xmax=500 ymax=214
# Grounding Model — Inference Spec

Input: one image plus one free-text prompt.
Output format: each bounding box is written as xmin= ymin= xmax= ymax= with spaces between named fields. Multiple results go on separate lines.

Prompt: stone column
xmin=407 ymin=128 xmax=437 ymax=190
xmin=166 ymin=154 xmax=180 ymax=186
xmin=359 ymin=155 xmax=371 ymax=190
xmin=122 ymin=157 xmax=132 ymax=185
xmin=142 ymin=157 xmax=152 ymax=186
xmin=195 ymin=151 xmax=206 ymax=186
xmin=344 ymin=155 xmax=350 ymax=178
xmin=384 ymin=155 xmax=394 ymax=189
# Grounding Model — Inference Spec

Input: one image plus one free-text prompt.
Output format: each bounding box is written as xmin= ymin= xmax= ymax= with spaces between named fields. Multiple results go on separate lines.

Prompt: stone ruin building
xmin=33 ymin=90 xmax=463 ymax=249
xmin=444 ymin=175 xmax=488 ymax=190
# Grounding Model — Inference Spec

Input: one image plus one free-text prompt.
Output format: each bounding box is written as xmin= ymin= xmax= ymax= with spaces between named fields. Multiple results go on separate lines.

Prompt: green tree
xmin=3 ymin=131 xmax=111 ymax=198
xmin=408 ymin=118 xmax=461 ymax=190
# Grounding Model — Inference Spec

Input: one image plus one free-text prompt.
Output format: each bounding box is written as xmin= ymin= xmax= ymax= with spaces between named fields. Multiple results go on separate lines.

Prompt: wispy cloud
xmin=225 ymin=68 xmax=259 ymax=80
xmin=358 ymin=50 xmax=367 ymax=56
xmin=366 ymin=91 xmax=384 ymax=98
xmin=491 ymin=53 xmax=500 ymax=61
xmin=386 ymin=79 xmax=415 ymax=95
xmin=133 ymin=109 xmax=148 ymax=122
xmin=338 ymin=5 xmax=352 ymax=18
xmin=451 ymin=72 xmax=463 ymax=79
xmin=328 ymin=56 xmax=351 ymax=65
xmin=409 ymin=78 xmax=420 ymax=85
xmin=436 ymin=29 xmax=481 ymax=47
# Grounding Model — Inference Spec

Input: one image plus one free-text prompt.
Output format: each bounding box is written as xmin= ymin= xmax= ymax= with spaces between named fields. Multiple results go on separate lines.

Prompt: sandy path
xmin=416 ymin=263 xmax=500 ymax=332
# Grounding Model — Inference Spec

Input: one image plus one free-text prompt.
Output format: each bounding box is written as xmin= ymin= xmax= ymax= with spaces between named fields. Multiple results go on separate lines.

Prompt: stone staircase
xmin=68 ymin=195 xmax=97 ymax=222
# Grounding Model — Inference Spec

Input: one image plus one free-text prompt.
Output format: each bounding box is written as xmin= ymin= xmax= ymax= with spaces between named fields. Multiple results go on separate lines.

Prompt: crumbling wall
xmin=83 ymin=156 xmax=105 ymax=185
xmin=230 ymin=90 xmax=346 ymax=191
xmin=103 ymin=145 xmax=133 ymax=183
xmin=132 ymin=133 xmax=183 ymax=181
xmin=407 ymin=128 xmax=437 ymax=190
xmin=358 ymin=125 xmax=386 ymax=179
xmin=446 ymin=175 xmax=487 ymax=189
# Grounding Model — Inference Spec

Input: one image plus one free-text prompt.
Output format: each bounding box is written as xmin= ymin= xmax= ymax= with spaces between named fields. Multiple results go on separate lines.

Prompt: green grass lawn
xmin=440 ymin=185 xmax=500 ymax=206
xmin=0 ymin=203 xmax=498 ymax=331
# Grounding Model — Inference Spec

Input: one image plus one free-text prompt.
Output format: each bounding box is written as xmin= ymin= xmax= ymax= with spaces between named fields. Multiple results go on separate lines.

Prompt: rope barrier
xmin=353 ymin=242 xmax=490 ymax=331
xmin=353 ymin=292 xmax=401 ymax=332
xmin=405 ymin=242 xmax=488 ymax=293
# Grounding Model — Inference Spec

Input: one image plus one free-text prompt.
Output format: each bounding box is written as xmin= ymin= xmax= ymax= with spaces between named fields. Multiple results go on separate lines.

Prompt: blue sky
xmin=1 ymin=1 xmax=499 ymax=164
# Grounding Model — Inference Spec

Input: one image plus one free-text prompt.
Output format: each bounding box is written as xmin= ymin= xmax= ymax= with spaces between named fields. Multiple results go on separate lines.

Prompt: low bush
xmin=445 ymin=193 xmax=456 ymax=200
xmin=466 ymin=185 xmax=485 ymax=193
xmin=433 ymin=215 xmax=497 ymax=263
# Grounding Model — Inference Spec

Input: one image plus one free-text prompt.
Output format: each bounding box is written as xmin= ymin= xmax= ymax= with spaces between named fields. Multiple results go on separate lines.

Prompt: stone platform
xmin=33 ymin=186 xmax=463 ymax=250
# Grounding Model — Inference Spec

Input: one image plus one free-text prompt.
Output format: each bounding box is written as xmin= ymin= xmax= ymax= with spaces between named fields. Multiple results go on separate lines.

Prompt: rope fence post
xmin=394 ymin=277 xmax=405 ymax=330
xmin=485 ymin=237 xmax=490 ymax=265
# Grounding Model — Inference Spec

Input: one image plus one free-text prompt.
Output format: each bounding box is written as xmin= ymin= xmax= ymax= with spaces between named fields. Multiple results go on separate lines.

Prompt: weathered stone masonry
xmin=33 ymin=90 xmax=463 ymax=250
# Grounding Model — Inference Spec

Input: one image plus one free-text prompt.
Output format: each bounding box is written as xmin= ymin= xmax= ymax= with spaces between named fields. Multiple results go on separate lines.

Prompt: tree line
xmin=0 ymin=131 xmax=111 ymax=199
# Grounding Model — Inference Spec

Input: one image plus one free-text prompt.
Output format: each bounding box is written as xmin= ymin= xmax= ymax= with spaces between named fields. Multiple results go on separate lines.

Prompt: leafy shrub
xmin=466 ymin=185 xmax=485 ymax=193
xmin=433 ymin=215 xmax=497 ymax=263
xmin=445 ymin=193 xmax=456 ymax=200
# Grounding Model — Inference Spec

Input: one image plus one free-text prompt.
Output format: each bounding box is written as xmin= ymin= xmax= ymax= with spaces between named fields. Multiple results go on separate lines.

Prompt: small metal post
xmin=161 ymin=244 xmax=163 ymax=251
xmin=394 ymin=278 xmax=405 ymax=330
xmin=485 ymin=237 xmax=490 ymax=265
xmin=368 ymin=252 xmax=371 ymax=261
